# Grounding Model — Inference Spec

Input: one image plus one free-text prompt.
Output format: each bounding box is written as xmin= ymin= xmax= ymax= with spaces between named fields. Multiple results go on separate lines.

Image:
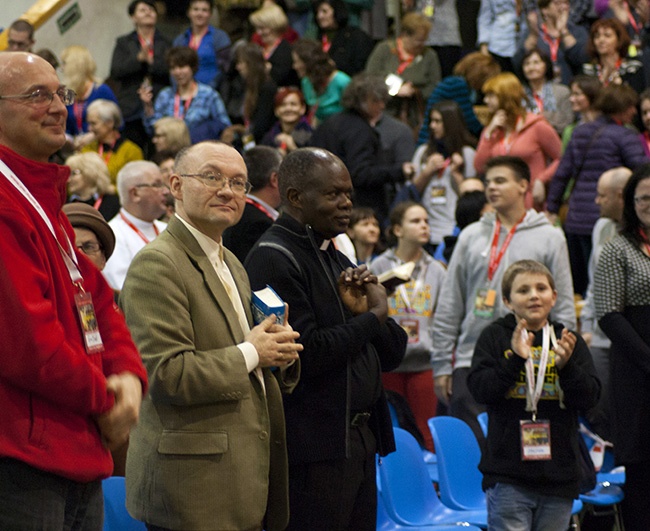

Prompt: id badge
xmin=399 ymin=318 xmax=420 ymax=343
xmin=473 ymin=287 xmax=496 ymax=318
xmin=75 ymin=291 xmax=105 ymax=354
xmin=520 ymin=419 xmax=552 ymax=461
xmin=430 ymin=186 xmax=447 ymax=205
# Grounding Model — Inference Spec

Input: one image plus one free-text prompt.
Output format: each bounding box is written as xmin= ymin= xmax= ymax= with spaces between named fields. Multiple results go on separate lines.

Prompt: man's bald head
xmin=596 ymin=167 xmax=631 ymax=221
xmin=278 ymin=147 xmax=346 ymax=207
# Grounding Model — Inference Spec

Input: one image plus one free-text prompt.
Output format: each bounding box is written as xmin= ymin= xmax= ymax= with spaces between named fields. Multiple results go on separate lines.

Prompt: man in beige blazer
xmin=120 ymin=141 xmax=302 ymax=531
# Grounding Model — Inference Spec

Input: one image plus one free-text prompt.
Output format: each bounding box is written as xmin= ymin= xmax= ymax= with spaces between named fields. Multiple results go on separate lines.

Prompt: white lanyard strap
xmin=0 ymin=159 xmax=84 ymax=287
xmin=524 ymin=323 xmax=557 ymax=420
xmin=397 ymin=261 xmax=425 ymax=312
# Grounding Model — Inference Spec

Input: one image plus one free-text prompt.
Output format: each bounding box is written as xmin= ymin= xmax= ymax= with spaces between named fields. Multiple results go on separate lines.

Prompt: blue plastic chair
xmin=102 ymin=477 xmax=146 ymax=531
xmin=376 ymin=492 xmax=482 ymax=531
xmin=387 ymin=399 xmax=439 ymax=483
xmin=428 ymin=417 xmax=486 ymax=511
xmin=377 ymin=427 xmax=488 ymax=529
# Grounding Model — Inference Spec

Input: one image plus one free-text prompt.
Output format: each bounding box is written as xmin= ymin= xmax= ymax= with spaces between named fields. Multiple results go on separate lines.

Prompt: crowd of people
xmin=2 ymin=0 xmax=650 ymax=528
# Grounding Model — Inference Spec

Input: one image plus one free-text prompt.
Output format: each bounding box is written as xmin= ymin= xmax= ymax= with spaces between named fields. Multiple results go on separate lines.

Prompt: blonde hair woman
xmin=151 ymin=117 xmax=191 ymax=154
xmin=249 ymin=4 xmax=299 ymax=87
xmin=474 ymin=72 xmax=562 ymax=210
xmin=65 ymin=152 xmax=120 ymax=221
xmin=61 ymin=45 xmax=118 ymax=146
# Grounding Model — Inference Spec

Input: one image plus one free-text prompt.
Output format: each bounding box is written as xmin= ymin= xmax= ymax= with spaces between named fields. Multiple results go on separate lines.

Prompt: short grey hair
xmin=86 ymin=99 xmax=123 ymax=130
xmin=116 ymin=160 xmax=160 ymax=201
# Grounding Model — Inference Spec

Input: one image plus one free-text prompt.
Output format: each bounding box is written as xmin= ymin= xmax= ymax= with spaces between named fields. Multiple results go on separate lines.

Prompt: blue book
xmin=251 ymin=285 xmax=285 ymax=325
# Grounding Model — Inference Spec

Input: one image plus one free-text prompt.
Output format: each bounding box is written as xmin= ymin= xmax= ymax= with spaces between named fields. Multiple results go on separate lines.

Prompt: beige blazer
xmin=120 ymin=216 xmax=298 ymax=531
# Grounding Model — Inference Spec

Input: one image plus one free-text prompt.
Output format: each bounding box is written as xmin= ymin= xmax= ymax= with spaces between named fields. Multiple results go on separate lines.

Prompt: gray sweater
xmin=371 ymin=249 xmax=447 ymax=372
xmin=431 ymin=210 xmax=576 ymax=376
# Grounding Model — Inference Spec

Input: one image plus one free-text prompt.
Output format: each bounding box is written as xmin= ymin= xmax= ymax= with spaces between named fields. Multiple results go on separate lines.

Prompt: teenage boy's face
xmin=485 ymin=165 xmax=528 ymax=213
xmin=504 ymin=272 xmax=557 ymax=331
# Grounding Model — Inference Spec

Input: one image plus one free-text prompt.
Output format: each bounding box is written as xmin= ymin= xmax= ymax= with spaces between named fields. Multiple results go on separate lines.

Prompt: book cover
xmin=377 ymin=261 xmax=416 ymax=292
xmin=251 ymin=285 xmax=286 ymax=324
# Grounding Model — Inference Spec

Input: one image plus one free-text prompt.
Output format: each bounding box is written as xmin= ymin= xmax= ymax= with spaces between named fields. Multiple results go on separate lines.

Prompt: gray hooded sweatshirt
xmin=431 ymin=209 xmax=576 ymax=376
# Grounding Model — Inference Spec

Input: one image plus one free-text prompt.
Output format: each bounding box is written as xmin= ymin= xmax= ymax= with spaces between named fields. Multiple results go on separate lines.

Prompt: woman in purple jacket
xmin=546 ymin=83 xmax=649 ymax=296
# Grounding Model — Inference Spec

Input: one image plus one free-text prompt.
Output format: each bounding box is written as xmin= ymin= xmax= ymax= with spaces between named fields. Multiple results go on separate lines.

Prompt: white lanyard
xmin=397 ymin=260 xmax=425 ymax=313
xmin=0 ymin=159 xmax=84 ymax=288
xmin=523 ymin=322 xmax=557 ymax=420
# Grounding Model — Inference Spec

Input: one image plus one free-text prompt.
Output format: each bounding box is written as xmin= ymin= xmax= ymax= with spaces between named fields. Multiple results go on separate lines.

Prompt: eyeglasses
xmin=0 ymin=87 xmax=76 ymax=107
xmin=634 ymin=195 xmax=650 ymax=207
xmin=77 ymin=242 xmax=103 ymax=255
xmin=134 ymin=182 xmax=169 ymax=190
xmin=180 ymin=173 xmax=252 ymax=195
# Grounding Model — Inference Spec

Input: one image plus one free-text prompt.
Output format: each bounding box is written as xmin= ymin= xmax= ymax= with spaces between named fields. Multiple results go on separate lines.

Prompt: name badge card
xmin=520 ymin=419 xmax=552 ymax=460
xmin=75 ymin=292 xmax=105 ymax=353
xmin=399 ymin=318 xmax=420 ymax=343
xmin=474 ymin=287 xmax=497 ymax=318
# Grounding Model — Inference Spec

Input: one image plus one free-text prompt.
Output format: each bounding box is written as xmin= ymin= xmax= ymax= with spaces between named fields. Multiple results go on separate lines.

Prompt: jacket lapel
xmin=166 ymin=216 xmax=248 ymax=342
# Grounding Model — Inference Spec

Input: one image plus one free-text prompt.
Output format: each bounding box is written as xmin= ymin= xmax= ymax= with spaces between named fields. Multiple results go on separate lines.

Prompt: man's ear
xmin=286 ymin=187 xmax=301 ymax=210
xmin=169 ymin=174 xmax=183 ymax=201
xmin=269 ymin=171 xmax=279 ymax=190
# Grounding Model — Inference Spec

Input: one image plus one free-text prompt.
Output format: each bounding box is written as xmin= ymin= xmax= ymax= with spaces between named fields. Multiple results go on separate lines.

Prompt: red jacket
xmin=0 ymin=145 xmax=147 ymax=482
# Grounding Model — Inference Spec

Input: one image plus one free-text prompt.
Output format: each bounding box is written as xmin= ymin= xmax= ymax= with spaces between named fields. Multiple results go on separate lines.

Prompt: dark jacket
xmin=323 ymin=26 xmax=375 ymax=77
xmin=110 ymin=30 xmax=171 ymax=122
xmin=468 ymin=314 xmax=600 ymax=499
xmin=222 ymin=200 xmax=274 ymax=263
xmin=268 ymin=39 xmax=300 ymax=88
xmin=310 ymin=110 xmax=404 ymax=223
xmin=547 ymin=116 xmax=648 ymax=235
xmin=245 ymin=213 xmax=407 ymax=463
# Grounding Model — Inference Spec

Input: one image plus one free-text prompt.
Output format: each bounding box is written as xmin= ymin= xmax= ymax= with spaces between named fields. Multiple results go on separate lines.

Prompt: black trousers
xmin=286 ymin=424 xmax=377 ymax=531
xmin=0 ymin=458 xmax=103 ymax=531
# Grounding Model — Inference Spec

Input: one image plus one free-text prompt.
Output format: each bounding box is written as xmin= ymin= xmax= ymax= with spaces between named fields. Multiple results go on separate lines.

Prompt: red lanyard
xmin=533 ymin=92 xmax=544 ymax=113
xmin=173 ymin=90 xmax=194 ymax=118
xmin=73 ymin=101 xmax=85 ymax=132
xmin=98 ymin=136 xmax=119 ymax=164
xmin=93 ymin=195 xmax=104 ymax=210
xmin=597 ymin=58 xmax=622 ymax=85
xmin=395 ymin=38 xmax=414 ymax=75
xmin=437 ymin=157 xmax=451 ymax=177
xmin=189 ymin=28 xmax=208 ymax=51
xmin=120 ymin=212 xmax=159 ymax=244
xmin=540 ymin=24 xmax=560 ymax=63
xmin=263 ymin=38 xmax=282 ymax=60
xmin=321 ymin=35 xmax=331 ymax=53
xmin=487 ymin=214 xmax=525 ymax=280
xmin=626 ymin=3 xmax=641 ymax=37
xmin=137 ymin=33 xmax=154 ymax=61
xmin=246 ymin=197 xmax=274 ymax=220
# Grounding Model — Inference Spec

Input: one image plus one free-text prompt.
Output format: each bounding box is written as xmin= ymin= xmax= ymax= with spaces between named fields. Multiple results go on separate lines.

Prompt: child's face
xmin=348 ymin=217 xmax=380 ymax=246
xmin=504 ymin=272 xmax=557 ymax=331
xmin=394 ymin=205 xmax=430 ymax=246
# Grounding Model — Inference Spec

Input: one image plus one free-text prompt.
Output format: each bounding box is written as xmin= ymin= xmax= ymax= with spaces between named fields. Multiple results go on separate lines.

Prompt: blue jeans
xmin=0 ymin=458 xmax=103 ymax=531
xmin=486 ymin=482 xmax=573 ymax=531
